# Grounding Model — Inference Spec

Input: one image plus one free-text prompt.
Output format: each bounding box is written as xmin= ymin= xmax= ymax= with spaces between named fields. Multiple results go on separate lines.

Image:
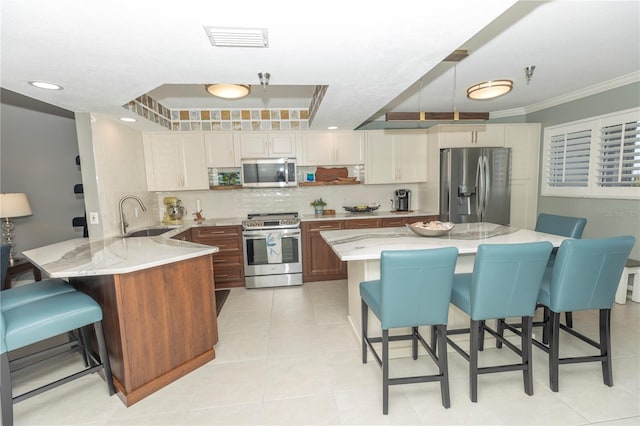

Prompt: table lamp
xmin=0 ymin=193 xmax=33 ymax=265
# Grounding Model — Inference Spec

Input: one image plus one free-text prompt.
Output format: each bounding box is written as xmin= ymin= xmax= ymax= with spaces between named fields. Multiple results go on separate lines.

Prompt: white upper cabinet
xmin=298 ymin=131 xmax=364 ymax=166
xmin=205 ymin=133 xmax=240 ymax=167
xmin=143 ymin=133 xmax=209 ymax=191
xmin=436 ymin=124 xmax=505 ymax=148
xmin=365 ymin=130 xmax=427 ymax=184
xmin=239 ymin=132 xmax=297 ymax=158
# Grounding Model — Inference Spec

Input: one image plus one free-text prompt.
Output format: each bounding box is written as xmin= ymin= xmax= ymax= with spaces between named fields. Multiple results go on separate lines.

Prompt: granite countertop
xmin=320 ymin=222 xmax=568 ymax=261
xmin=298 ymin=209 xmax=438 ymax=222
xmin=23 ymin=236 xmax=218 ymax=278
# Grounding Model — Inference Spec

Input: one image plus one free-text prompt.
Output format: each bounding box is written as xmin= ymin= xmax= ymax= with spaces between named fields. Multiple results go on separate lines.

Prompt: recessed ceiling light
xmin=28 ymin=81 xmax=63 ymax=90
xmin=328 ymin=126 xmax=338 ymax=130
xmin=120 ymin=117 xmax=137 ymax=122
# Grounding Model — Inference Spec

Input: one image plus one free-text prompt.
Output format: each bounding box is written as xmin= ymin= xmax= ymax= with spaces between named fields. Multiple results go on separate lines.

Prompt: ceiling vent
xmin=203 ymin=26 xmax=269 ymax=48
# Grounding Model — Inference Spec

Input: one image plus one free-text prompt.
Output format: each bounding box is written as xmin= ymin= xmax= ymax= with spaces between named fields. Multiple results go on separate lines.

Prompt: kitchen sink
xmin=125 ymin=227 xmax=172 ymax=237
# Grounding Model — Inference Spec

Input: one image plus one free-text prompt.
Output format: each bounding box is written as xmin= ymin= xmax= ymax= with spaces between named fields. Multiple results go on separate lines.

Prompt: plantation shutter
xmin=597 ymin=120 xmax=640 ymax=187
xmin=546 ymin=129 xmax=591 ymax=187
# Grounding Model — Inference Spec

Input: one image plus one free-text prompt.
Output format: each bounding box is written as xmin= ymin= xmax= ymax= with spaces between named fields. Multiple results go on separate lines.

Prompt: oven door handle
xmin=242 ymin=229 xmax=301 ymax=238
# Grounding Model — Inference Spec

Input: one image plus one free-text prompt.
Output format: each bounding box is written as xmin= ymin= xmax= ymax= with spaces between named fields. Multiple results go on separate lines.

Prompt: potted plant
xmin=310 ymin=198 xmax=327 ymax=214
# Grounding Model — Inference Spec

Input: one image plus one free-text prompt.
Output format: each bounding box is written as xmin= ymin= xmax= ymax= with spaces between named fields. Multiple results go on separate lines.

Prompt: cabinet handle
xmin=214 ymin=259 xmax=227 ymax=263
xmin=318 ymin=225 xmax=334 ymax=228
xmin=205 ymin=231 xmax=226 ymax=234
xmin=216 ymin=274 xmax=229 ymax=278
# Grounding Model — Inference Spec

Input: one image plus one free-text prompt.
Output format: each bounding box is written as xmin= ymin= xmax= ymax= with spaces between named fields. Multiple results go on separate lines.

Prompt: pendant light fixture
xmin=385 ymin=49 xmax=490 ymax=122
xmin=205 ymin=84 xmax=251 ymax=99
xmin=466 ymin=80 xmax=513 ymax=100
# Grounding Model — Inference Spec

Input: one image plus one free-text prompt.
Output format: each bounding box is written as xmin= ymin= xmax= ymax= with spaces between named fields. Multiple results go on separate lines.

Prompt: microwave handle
xmin=284 ymin=158 xmax=289 ymax=184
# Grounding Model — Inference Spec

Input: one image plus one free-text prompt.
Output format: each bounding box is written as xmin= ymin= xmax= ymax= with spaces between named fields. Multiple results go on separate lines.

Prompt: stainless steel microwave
xmin=241 ymin=158 xmax=297 ymax=188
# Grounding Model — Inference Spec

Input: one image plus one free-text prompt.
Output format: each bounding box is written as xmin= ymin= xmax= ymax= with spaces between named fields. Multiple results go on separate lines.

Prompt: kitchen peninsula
xmin=22 ymin=236 xmax=219 ymax=406
xmin=320 ymin=222 xmax=568 ymax=338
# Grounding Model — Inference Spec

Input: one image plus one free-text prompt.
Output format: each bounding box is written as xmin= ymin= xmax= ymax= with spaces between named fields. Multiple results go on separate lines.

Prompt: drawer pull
xmin=214 ymin=259 xmax=227 ymax=263
xmin=318 ymin=225 xmax=335 ymax=228
xmin=216 ymin=274 xmax=229 ymax=278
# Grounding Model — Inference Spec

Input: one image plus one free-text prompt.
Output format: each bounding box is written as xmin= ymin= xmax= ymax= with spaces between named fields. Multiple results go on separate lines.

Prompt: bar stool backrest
xmin=470 ymin=242 xmax=553 ymax=320
xmin=535 ymin=213 xmax=587 ymax=239
xmin=380 ymin=247 xmax=458 ymax=329
xmin=549 ymin=236 xmax=635 ymax=312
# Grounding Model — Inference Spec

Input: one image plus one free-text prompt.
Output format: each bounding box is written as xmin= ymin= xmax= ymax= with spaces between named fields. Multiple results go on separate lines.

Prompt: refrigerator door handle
xmin=475 ymin=157 xmax=482 ymax=217
xmin=483 ymin=156 xmax=490 ymax=214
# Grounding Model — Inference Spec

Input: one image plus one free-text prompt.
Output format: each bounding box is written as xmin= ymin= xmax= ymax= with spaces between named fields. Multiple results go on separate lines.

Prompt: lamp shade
xmin=0 ymin=193 xmax=33 ymax=218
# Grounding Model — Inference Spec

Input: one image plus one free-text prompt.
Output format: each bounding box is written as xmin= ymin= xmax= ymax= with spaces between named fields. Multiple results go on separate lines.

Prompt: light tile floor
xmin=7 ymin=280 xmax=640 ymax=425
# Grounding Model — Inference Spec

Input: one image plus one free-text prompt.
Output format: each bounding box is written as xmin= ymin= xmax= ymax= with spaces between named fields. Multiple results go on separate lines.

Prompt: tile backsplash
xmin=155 ymin=183 xmax=425 ymax=222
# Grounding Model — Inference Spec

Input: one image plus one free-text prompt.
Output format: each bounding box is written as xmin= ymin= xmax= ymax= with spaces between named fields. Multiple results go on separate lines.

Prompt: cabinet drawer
xmin=304 ymin=220 xmax=344 ymax=232
xmin=193 ymin=226 xmax=241 ymax=239
xmin=171 ymin=229 xmax=192 ymax=241
xmin=213 ymin=266 xmax=244 ymax=282
xmin=199 ymin=237 xmax=241 ymax=252
xmin=344 ymin=218 xmax=381 ymax=229
xmin=213 ymin=252 xmax=243 ymax=267
xmin=381 ymin=217 xmax=407 ymax=227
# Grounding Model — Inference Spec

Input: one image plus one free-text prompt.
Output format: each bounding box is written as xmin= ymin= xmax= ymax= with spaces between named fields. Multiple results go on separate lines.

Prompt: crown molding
xmin=492 ymin=71 xmax=640 ymax=119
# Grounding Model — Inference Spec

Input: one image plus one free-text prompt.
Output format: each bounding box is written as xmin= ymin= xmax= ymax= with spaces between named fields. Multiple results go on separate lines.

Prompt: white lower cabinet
xmin=143 ymin=133 xmax=208 ymax=191
xmin=365 ymin=130 xmax=427 ymax=184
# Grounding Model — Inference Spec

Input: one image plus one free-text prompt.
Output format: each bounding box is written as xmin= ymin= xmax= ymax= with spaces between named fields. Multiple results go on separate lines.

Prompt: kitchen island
xmin=23 ymin=236 xmax=219 ymax=406
xmin=320 ymin=222 xmax=568 ymax=339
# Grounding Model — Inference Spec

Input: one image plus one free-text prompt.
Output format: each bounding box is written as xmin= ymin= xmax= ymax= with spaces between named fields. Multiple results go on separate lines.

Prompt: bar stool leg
xmin=436 ymin=325 xmax=451 ymax=408
xmin=1 ymin=352 xmax=13 ymax=426
xmin=412 ymin=326 xmax=418 ymax=360
xmin=549 ymin=312 xmax=561 ymax=392
xmin=522 ymin=316 xmax=534 ymax=396
xmin=469 ymin=320 xmax=481 ymax=402
xmin=361 ymin=300 xmax=368 ymax=364
xmin=382 ymin=329 xmax=389 ymax=415
xmin=599 ymin=309 xmax=613 ymax=387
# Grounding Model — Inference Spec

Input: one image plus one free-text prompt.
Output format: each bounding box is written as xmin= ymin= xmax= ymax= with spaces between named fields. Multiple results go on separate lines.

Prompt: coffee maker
xmin=394 ymin=189 xmax=411 ymax=211
xmin=162 ymin=197 xmax=185 ymax=225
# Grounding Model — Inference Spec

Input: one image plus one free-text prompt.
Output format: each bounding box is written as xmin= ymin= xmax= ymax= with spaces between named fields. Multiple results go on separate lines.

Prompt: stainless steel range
xmin=241 ymin=212 xmax=302 ymax=288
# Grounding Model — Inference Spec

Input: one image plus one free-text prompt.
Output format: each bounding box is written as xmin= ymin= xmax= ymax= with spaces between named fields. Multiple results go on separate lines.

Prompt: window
xmin=542 ymin=108 xmax=640 ymax=199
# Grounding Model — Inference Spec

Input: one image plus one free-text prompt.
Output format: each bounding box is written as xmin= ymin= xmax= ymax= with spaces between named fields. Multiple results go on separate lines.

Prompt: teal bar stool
xmin=1 ymin=291 xmax=115 ymax=426
xmin=534 ymin=213 xmax=587 ymax=330
xmin=1 ymin=244 xmax=76 ymax=311
xmin=533 ymin=236 xmax=635 ymax=392
xmin=360 ymin=247 xmax=458 ymax=414
xmin=447 ymin=241 xmax=553 ymax=402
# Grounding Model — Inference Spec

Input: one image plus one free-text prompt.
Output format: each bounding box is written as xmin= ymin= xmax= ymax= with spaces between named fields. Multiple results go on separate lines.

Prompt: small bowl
xmin=407 ymin=221 xmax=455 ymax=237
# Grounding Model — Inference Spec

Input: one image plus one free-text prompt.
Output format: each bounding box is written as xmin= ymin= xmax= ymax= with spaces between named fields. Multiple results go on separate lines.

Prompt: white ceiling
xmin=1 ymin=1 xmax=638 ymax=131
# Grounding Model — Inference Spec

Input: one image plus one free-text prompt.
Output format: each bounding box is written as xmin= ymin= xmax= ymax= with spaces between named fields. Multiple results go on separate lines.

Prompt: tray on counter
xmin=343 ymin=205 xmax=380 ymax=213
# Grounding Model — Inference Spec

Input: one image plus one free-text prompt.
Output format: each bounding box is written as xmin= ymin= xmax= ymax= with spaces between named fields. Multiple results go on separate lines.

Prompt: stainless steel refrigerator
xmin=440 ymin=147 xmax=511 ymax=225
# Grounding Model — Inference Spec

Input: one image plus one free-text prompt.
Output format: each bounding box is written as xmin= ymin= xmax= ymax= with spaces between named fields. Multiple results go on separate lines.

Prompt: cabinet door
xmin=239 ymin=134 xmax=269 ymax=157
xmin=205 ymin=133 xmax=239 ymax=167
xmin=505 ymin=124 xmax=540 ymax=229
xmin=269 ymin=133 xmax=297 ymax=157
xmin=302 ymin=221 xmax=346 ymax=281
xmin=365 ymin=131 xmax=396 ymax=184
xmin=438 ymin=125 xmax=505 ymax=148
xmin=144 ymin=134 xmax=183 ymax=191
xmin=180 ymin=134 xmax=209 ymax=190
xmin=300 ymin=132 xmax=334 ymax=165
xmin=395 ymin=132 xmax=427 ymax=183
xmin=334 ymin=132 xmax=364 ymax=165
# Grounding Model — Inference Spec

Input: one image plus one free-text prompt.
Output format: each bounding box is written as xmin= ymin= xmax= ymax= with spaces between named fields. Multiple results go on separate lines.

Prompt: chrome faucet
xmin=119 ymin=195 xmax=147 ymax=235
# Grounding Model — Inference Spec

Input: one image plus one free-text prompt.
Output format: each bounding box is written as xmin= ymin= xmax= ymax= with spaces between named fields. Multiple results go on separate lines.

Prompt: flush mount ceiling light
xmin=28 ymin=80 xmax=63 ymax=90
xmin=205 ymin=84 xmax=251 ymax=99
xmin=466 ymin=80 xmax=513 ymax=100
xmin=203 ymin=26 xmax=269 ymax=48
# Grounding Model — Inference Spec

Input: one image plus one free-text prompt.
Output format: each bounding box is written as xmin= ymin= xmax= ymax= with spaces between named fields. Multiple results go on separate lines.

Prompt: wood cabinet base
xmin=70 ymin=255 xmax=218 ymax=406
